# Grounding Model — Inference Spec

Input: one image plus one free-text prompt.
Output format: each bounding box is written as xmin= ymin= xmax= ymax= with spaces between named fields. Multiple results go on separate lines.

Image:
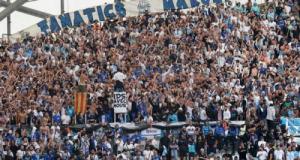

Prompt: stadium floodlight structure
xmin=0 ymin=0 xmax=52 ymax=19
xmin=0 ymin=0 xmax=67 ymax=39
xmin=0 ymin=0 xmax=29 ymax=22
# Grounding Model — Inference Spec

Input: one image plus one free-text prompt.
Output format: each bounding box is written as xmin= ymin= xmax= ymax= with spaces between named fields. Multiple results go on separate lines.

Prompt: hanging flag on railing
xmin=74 ymin=84 xmax=87 ymax=115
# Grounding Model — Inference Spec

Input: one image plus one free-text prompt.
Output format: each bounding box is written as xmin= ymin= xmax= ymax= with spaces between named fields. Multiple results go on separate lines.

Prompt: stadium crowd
xmin=0 ymin=0 xmax=300 ymax=159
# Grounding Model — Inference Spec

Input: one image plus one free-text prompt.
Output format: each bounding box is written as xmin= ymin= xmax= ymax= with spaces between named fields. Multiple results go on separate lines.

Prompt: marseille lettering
xmin=37 ymin=2 xmax=126 ymax=33
xmin=36 ymin=0 xmax=223 ymax=33
xmin=162 ymin=0 xmax=222 ymax=10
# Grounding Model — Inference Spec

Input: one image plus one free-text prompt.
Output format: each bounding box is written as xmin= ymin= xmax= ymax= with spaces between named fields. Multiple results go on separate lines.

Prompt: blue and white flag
xmin=281 ymin=117 xmax=300 ymax=136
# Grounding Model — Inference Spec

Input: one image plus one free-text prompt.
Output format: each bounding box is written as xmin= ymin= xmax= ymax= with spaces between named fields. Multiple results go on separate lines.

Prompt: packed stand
xmin=0 ymin=0 xmax=300 ymax=159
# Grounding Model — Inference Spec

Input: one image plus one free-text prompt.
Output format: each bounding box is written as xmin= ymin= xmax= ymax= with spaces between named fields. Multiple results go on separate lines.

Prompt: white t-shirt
xmin=257 ymin=150 xmax=268 ymax=160
xmin=61 ymin=114 xmax=71 ymax=125
xmin=104 ymin=142 xmax=112 ymax=150
xmin=274 ymin=149 xmax=284 ymax=160
xmin=113 ymin=72 xmax=127 ymax=82
xmin=87 ymin=154 xmax=99 ymax=160
xmin=266 ymin=106 xmax=276 ymax=121
xmin=284 ymin=5 xmax=291 ymax=15
xmin=242 ymin=25 xmax=250 ymax=33
xmin=50 ymin=126 xmax=61 ymax=140
xmin=258 ymin=140 xmax=266 ymax=148
xmin=186 ymin=106 xmax=193 ymax=118
xmin=143 ymin=150 xmax=154 ymax=160
xmin=117 ymin=153 xmax=128 ymax=160
xmin=223 ymin=109 xmax=231 ymax=120
xmin=115 ymin=139 xmax=124 ymax=152
xmin=186 ymin=125 xmax=196 ymax=135
xmin=268 ymin=21 xmax=277 ymax=29
xmin=217 ymin=56 xmax=226 ymax=67
xmin=124 ymin=143 xmax=134 ymax=151
xmin=7 ymin=51 xmax=15 ymax=59
xmin=200 ymin=108 xmax=207 ymax=121
xmin=2 ymin=150 xmax=13 ymax=157
xmin=16 ymin=150 xmax=26 ymax=159
xmin=253 ymin=95 xmax=260 ymax=106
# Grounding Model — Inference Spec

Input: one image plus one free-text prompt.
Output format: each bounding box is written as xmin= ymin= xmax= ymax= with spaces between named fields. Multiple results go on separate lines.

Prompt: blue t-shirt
xmin=229 ymin=127 xmax=239 ymax=137
xmin=202 ymin=125 xmax=211 ymax=136
xmin=137 ymin=101 xmax=147 ymax=117
xmin=16 ymin=137 xmax=22 ymax=146
xmin=98 ymin=71 xmax=109 ymax=83
xmin=293 ymin=151 xmax=299 ymax=159
xmin=188 ymin=144 xmax=196 ymax=153
xmin=65 ymin=143 xmax=74 ymax=155
xmin=144 ymin=66 xmax=153 ymax=77
xmin=267 ymin=12 xmax=275 ymax=20
xmin=133 ymin=67 xmax=143 ymax=79
xmin=32 ymin=131 xmax=40 ymax=141
xmin=260 ymin=67 xmax=267 ymax=75
xmin=31 ymin=154 xmax=41 ymax=160
xmin=66 ymin=107 xmax=75 ymax=117
xmin=111 ymin=64 xmax=118 ymax=74
xmin=287 ymin=151 xmax=295 ymax=160
xmin=277 ymin=20 xmax=285 ymax=29
xmin=215 ymin=126 xmax=225 ymax=136
xmin=60 ymin=47 xmax=68 ymax=58
xmin=153 ymin=67 xmax=162 ymax=74
xmin=25 ymin=48 xmax=33 ymax=58
xmin=168 ymin=114 xmax=178 ymax=123
xmin=251 ymin=5 xmax=260 ymax=15
xmin=152 ymin=155 xmax=160 ymax=160
xmin=53 ymin=114 xmax=61 ymax=123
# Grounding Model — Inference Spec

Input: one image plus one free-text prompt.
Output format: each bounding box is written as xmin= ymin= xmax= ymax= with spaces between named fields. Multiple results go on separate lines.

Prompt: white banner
xmin=141 ymin=128 xmax=162 ymax=137
xmin=12 ymin=0 xmax=226 ymax=39
xmin=113 ymin=92 xmax=128 ymax=113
